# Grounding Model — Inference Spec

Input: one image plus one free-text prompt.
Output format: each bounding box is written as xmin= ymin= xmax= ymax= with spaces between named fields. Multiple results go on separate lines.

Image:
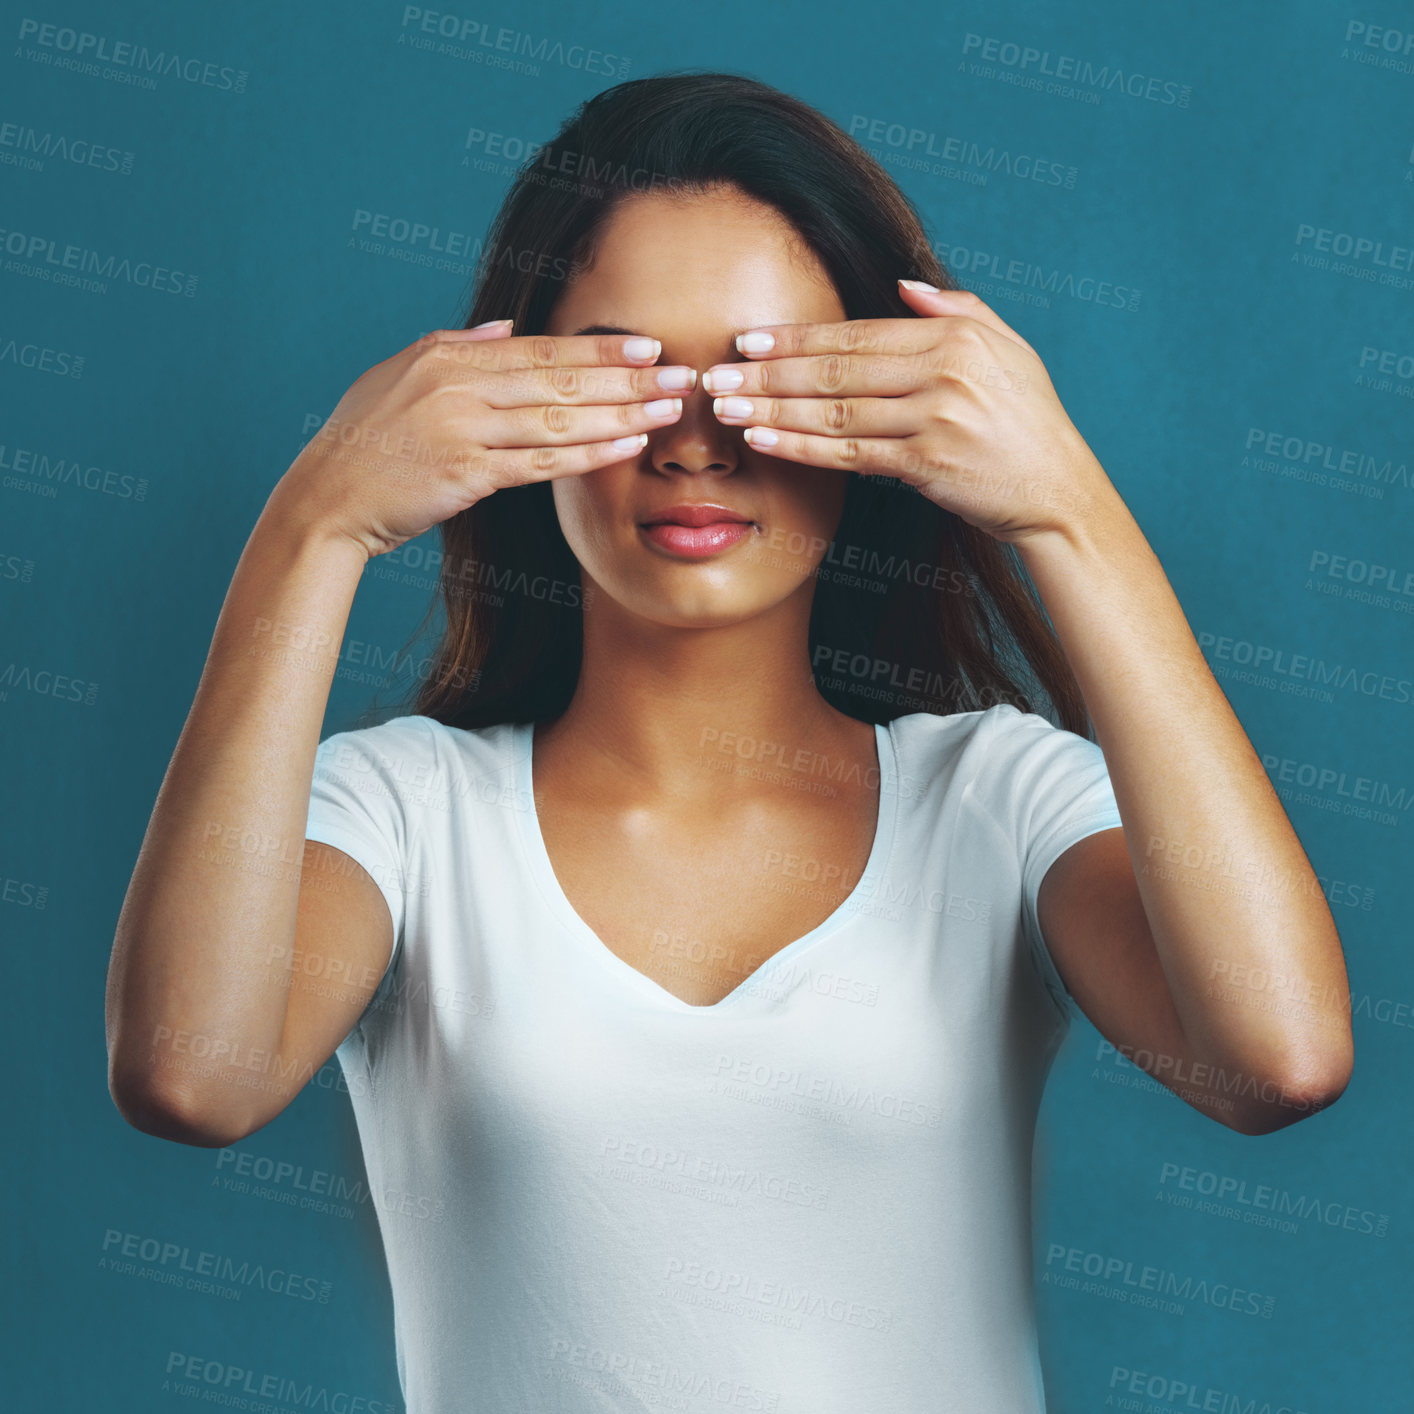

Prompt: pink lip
xmin=641 ymin=521 xmax=753 ymax=558
xmin=640 ymin=502 xmax=752 ymax=528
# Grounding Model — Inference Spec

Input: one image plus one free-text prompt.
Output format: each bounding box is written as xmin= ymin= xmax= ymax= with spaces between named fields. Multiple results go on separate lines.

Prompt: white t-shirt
xmin=304 ymin=701 xmax=1123 ymax=1413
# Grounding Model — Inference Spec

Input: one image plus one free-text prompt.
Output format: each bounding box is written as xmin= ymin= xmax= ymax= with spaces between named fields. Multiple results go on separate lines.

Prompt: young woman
xmin=106 ymin=72 xmax=1353 ymax=1413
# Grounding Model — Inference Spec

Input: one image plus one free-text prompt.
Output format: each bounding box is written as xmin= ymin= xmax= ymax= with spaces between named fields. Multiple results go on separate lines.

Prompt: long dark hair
xmin=374 ymin=70 xmax=1090 ymax=738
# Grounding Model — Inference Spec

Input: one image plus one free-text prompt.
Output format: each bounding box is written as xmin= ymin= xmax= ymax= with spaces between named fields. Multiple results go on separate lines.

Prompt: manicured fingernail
xmin=644 ymin=397 xmax=682 ymax=418
xmin=471 ymin=317 xmax=514 ymax=329
xmin=713 ymin=396 xmax=754 ymax=420
xmin=702 ymin=367 xmax=743 ymax=393
xmin=623 ymin=336 xmax=661 ymax=360
xmin=655 ymin=366 xmax=696 ymax=390
xmin=735 ymin=331 xmax=774 ymax=354
xmin=898 ymin=278 xmax=939 ymax=292
xmin=744 ymin=426 xmax=778 ymax=447
xmin=612 ymin=433 xmax=648 ymax=452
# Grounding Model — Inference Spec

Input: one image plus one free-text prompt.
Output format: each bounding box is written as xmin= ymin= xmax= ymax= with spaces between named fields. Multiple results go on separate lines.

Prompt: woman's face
xmin=544 ymin=186 xmax=850 ymax=629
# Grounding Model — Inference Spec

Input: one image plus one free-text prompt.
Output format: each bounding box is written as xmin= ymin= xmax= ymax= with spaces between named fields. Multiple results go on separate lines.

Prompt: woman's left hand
xmin=704 ymin=282 xmax=1116 ymax=545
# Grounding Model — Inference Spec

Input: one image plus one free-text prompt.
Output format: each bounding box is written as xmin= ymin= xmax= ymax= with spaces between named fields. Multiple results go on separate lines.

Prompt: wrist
xmin=1005 ymin=452 xmax=1134 ymax=556
xmin=256 ymin=476 xmax=373 ymax=571
xmin=254 ymin=486 xmax=373 ymax=574
xmin=1010 ymin=478 xmax=1155 ymax=590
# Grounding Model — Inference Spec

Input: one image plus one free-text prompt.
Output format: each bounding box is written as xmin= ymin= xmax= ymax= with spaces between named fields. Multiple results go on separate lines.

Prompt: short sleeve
xmin=972 ymin=704 xmax=1124 ymax=1014
xmin=305 ymin=715 xmax=432 ymax=995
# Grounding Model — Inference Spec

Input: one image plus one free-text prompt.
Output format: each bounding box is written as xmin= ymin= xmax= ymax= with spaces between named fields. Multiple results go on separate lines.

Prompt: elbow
xmin=108 ymin=1060 xmax=253 ymax=1149
xmin=1227 ymin=1042 xmax=1354 ymax=1138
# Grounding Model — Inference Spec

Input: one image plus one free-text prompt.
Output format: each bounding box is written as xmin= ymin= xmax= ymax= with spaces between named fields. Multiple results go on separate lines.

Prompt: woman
xmin=105 ymin=72 xmax=1354 ymax=1413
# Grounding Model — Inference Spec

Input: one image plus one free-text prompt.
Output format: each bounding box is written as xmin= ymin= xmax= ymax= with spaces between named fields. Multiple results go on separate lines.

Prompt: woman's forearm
xmin=104 ymin=480 xmax=369 ymax=1139
xmin=1014 ymin=478 xmax=1354 ymax=1092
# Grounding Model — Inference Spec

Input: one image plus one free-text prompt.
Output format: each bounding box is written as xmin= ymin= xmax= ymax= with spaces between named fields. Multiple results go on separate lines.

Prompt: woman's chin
xmin=594 ymin=578 xmax=787 ymax=632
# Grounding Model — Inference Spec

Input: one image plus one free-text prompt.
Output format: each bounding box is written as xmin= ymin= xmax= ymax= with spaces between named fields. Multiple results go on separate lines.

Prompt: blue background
xmin=5 ymin=1 xmax=1410 ymax=1408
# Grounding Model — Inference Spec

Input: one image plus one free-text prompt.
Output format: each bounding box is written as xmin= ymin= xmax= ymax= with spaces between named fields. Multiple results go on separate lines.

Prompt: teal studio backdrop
xmin=5 ymin=0 xmax=1409 ymax=1408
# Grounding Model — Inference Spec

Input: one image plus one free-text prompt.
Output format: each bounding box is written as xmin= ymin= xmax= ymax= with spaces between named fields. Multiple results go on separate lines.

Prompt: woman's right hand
xmin=271 ymin=321 xmax=694 ymax=560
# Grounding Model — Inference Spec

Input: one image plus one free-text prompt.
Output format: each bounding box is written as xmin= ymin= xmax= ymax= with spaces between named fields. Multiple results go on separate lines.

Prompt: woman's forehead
xmin=549 ymin=195 xmax=844 ymax=339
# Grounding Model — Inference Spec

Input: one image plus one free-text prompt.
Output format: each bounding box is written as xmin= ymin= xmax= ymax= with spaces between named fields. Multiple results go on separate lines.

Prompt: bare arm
xmin=696 ymin=282 xmax=1354 ymax=1134
xmin=1024 ymin=490 xmax=1355 ymax=1135
xmin=104 ymin=323 xmax=691 ymax=1146
xmin=104 ymin=489 xmax=381 ymax=1146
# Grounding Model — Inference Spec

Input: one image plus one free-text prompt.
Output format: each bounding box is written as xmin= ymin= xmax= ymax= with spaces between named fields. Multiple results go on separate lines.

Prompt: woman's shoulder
xmin=885 ymin=702 xmax=1092 ymax=801
xmin=310 ymin=715 xmax=532 ymax=835
xmin=886 ymin=700 xmax=1044 ymax=754
xmin=319 ymin=712 xmax=517 ymax=746
xmin=314 ymin=713 xmax=521 ymax=783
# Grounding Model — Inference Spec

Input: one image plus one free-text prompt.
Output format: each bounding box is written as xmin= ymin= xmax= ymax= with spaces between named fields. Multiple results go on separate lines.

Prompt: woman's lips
xmin=640 ymin=521 xmax=754 ymax=558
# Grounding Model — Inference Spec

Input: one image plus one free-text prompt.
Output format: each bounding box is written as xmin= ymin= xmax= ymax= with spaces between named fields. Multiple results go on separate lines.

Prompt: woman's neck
xmin=537 ymin=587 xmax=869 ymax=798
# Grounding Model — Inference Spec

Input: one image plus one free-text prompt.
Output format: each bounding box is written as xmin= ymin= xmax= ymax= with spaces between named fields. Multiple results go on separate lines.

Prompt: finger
xmin=413 ymin=322 xmax=513 ymax=357
xmin=895 ymin=284 xmax=1038 ymax=358
xmin=734 ymin=424 xmax=911 ymax=479
xmin=482 ymin=362 xmax=698 ymax=409
xmin=484 ymin=430 xmax=651 ymax=490
xmin=730 ymin=318 xmax=938 ymax=361
xmin=734 ymin=297 xmax=1036 ymax=366
xmin=431 ymin=330 xmax=666 ymax=373
xmin=448 ymin=319 xmax=516 ymax=340
xmin=703 ymin=353 xmax=920 ymax=399
xmin=481 ymin=395 xmax=684 ymax=448
xmin=711 ymin=392 xmax=920 ymax=439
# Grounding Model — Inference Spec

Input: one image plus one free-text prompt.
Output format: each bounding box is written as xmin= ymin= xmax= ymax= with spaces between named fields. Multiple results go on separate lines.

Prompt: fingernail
xmin=655 ymin=366 xmax=696 ymax=390
xmin=735 ymin=331 xmax=774 ymax=354
xmin=623 ymin=336 xmax=661 ymax=360
xmin=702 ymin=367 xmax=743 ymax=393
xmin=898 ymin=278 xmax=939 ymax=292
xmin=612 ymin=433 xmax=648 ymax=452
xmin=713 ymin=397 xmax=754 ymax=420
xmin=744 ymin=426 xmax=778 ymax=447
xmin=644 ymin=397 xmax=682 ymax=418
xmin=471 ymin=317 xmax=514 ymax=328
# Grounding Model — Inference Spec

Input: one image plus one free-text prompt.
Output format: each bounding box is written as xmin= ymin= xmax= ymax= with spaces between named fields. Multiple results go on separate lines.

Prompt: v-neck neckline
xmin=511 ymin=716 xmax=899 ymax=1015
